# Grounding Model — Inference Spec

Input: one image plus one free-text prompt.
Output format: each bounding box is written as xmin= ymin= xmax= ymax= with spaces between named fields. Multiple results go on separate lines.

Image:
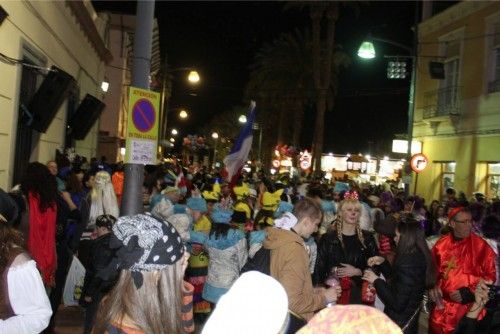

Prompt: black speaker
xmin=29 ymin=66 xmax=74 ymax=133
xmin=69 ymin=94 xmax=105 ymax=140
xmin=429 ymin=61 xmax=445 ymax=79
xmin=0 ymin=6 xmax=8 ymax=26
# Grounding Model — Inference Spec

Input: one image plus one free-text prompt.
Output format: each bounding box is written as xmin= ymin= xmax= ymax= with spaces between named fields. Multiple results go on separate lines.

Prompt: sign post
xmin=125 ymin=87 xmax=160 ymax=165
xmin=410 ymin=153 xmax=428 ymax=195
xmin=120 ymin=0 xmax=155 ymax=216
xmin=410 ymin=153 xmax=428 ymax=173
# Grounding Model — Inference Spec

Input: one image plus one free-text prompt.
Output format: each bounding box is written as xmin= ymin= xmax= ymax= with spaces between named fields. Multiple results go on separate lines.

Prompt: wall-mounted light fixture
xmin=101 ymin=79 xmax=109 ymax=92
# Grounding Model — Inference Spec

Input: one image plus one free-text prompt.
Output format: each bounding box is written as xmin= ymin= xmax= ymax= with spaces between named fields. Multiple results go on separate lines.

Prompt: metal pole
xmin=213 ymin=139 xmax=218 ymax=169
xmin=404 ymin=3 xmax=419 ymax=198
xmin=121 ymin=0 xmax=155 ymax=216
xmin=214 ymin=138 xmax=219 ymax=168
xmin=258 ymin=126 xmax=263 ymax=165
xmin=413 ymin=173 xmax=419 ymax=195
xmin=159 ymin=57 xmax=169 ymax=149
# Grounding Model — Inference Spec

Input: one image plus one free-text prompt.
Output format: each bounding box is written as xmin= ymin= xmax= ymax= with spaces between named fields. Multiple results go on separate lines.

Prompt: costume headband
xmin=448 ymin=206 xmax=465 ymax=221
xmin=343 ymin=191 xmax=359 ymax=201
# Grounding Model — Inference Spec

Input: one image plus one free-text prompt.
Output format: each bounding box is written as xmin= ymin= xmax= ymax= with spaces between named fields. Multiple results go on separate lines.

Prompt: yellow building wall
xmin=416 ymin=2 xmax=500 ymax=120
xmin=0 ymin=1 xmax=107 ymax=188
xmin=415 ymin=135 xmax=500 ymax=202
xmin=413 ymin=1 xmax=500 ymax=203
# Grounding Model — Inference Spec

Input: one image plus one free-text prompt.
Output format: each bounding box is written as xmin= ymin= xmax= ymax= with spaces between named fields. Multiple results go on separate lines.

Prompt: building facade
xmin=413 ymin=0 xmax=500 ymax=202
xmin=0 ymin=0 xmax=110 ymax=189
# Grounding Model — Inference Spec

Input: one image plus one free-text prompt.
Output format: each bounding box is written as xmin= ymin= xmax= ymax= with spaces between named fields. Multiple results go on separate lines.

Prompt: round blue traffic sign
xmin=132 ymin=98 xmax=155 ymax=132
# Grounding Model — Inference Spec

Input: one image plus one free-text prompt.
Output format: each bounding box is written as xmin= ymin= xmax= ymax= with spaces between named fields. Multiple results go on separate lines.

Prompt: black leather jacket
xmin=313 ymin=228 xmax=378 ymax=286
xmin=374 ymin=251 xmax=427 ymax=334
xmin=81 ymin=233 xmax=116 ymax=300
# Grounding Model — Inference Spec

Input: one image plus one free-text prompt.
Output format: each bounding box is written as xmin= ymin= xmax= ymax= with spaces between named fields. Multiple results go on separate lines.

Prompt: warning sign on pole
xmin=125 ymin=87 xmax=159 ymax=164
xmin=410 ymin=153 xmax=428 ymax=173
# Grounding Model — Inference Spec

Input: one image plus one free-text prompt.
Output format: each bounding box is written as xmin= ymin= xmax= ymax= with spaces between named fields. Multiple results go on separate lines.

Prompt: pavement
xmin=54 ymin=306 xmax=84 ymax=334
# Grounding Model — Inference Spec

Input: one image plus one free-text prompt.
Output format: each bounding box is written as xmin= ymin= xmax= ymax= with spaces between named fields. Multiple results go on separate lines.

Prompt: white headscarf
xmin=88 ymin=171 xmax=119 ymax=228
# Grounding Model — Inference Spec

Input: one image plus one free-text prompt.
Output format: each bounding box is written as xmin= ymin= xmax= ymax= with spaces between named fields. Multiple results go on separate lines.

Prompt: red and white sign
xmin=299 ymin=150 xmax=312 ymax=170
xmin=410 ymin=153 xmax=428 ymax=173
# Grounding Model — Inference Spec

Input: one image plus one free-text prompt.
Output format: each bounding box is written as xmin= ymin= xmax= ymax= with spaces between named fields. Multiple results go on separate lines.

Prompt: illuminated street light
xmin=357 ymin=35 xmax=416 ymax=197
xmin=171 ymin=128 xmax=178 ymax=135
xmin=357 ymin=41 xmax=376 ymax=59
xmin=169 ymin=137 xmax=175 ymax=143
xmin=238 ymin=115 xmax=247 ymax=123
xmin=211 ymin=132 xmax=219 ymax=139
xmin=179 ymin=110 xmax=188 ymax=119
xmin=101 ymin=80 xmax=110 ymax=92
xmin=188 ymin=70 xmax=200 ymax=84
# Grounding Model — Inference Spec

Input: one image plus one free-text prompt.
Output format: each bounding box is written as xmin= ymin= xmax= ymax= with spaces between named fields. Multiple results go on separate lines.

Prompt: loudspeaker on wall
xmin=29 ymin=66 xmax=75 ymax=133
xmin=68 ymin=94 xmax=105 ymax=140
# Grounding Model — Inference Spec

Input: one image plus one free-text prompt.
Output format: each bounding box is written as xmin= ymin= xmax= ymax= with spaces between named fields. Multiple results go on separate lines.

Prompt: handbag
xmin=63 ymin=255 xmax=86 ymax=306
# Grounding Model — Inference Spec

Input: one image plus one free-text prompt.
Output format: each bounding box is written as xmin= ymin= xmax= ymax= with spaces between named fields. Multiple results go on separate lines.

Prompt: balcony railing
xmin=423 ymin=86 xmax=461 ymax=119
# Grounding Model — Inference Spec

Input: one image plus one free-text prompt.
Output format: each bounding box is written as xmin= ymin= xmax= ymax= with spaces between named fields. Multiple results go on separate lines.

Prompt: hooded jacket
xmin=263 ymin=228 xmax=325 ymax=320
xmin=190 ymin=229 xmax=247 ymax=304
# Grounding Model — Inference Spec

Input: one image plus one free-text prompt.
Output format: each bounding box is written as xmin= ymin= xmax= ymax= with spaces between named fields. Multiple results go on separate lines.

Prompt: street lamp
xmin=171 ymin=128 xmax=178 ymax=135
xmin=252 ymin=122 xmax=263 ymax=165
xmin=188 ymin=70 xmax=200 ymax=84
xmin=170 ymin=137 xmax=175 ymax=143
xmin=357 ymin=33 xmax=417 ymax=197
xmin=211 ymin=132 xmax=219 ymax=168
xmin=357 ymin=41 xmax=376 ymax=59
xmin=179 ymin=109 xmax=188 ymax=119
xmin=159 ymin=66 xmax=200 ymax=149
xmin=238 ymin=115 xmax=247 ymax=124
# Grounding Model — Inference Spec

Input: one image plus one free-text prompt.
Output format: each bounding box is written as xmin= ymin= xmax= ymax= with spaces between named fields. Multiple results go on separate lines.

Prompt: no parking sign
xmin=125 ymin=87 xmax=160 ymax=164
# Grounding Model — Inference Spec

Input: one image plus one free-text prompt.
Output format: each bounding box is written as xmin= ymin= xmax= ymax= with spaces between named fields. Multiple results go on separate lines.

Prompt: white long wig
xmin=88 ymin=171 xmax=119 ymax=227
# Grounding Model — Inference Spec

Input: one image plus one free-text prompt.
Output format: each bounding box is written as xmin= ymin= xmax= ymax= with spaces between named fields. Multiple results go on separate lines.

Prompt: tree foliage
xmin=245 ymin=27 xmax=350 ymax=152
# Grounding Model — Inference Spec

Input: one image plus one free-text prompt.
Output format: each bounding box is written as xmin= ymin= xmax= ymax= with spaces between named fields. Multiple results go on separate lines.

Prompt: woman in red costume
xmin=19 ymin=162 xmax=58 ymax=288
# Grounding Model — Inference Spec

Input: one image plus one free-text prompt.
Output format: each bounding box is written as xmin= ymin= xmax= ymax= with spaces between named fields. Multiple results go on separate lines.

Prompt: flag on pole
xmin=175 ymin=169 xmax=187 ymax=195
xmin=223 ymin=101 xmax=256 ymax=185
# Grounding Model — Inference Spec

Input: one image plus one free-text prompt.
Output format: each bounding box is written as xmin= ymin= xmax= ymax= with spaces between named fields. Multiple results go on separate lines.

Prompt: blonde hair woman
xmin=88 ymin=171 xmax=119 ymax=228
xmin=93 ymin=214 xmax=193 ymax=334
xmin=314 ymin=191 xmax=379 ymax=305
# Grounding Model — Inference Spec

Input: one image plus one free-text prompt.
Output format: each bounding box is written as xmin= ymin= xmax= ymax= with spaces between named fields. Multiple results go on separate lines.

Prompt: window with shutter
xmin=437 ymin=40 xmax=461 ymax=115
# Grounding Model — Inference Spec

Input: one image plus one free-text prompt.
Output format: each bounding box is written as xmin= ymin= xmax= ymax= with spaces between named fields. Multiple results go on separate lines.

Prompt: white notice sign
xmin=130 ymin=139 xmax=155 ymax=164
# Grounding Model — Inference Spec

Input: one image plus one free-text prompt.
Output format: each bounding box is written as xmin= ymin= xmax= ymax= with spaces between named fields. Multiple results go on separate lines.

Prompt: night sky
xmin=93 ymin=1 xmax=424 ymax=156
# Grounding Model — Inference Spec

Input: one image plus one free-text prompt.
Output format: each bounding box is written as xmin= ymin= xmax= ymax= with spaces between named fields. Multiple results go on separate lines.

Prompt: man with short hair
xmin=46 ymin=160 xmax=65 ymax=192
xmin=263 ymin=198 xmax=340 ymax=333
xmin=429 ymin=207 xmax=496 ymax=334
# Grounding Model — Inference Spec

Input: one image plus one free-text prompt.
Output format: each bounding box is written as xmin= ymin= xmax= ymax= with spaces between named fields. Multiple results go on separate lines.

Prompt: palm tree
xmin=246 ymin=29 xmax=313 ymax=147
xmin=287 ymin=1 xmax=361 ymax=173
xmin=199 ymin=105 xmax=247 ymax=142
xmin=246 ymin=27 xmax=349 ymax=161
xmin=310 ymin=2 xmax=339 ymax=174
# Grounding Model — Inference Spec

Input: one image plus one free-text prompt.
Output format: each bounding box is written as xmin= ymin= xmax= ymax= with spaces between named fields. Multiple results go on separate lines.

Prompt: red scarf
xmin=27 ymin=192 xmax=57 ymax=287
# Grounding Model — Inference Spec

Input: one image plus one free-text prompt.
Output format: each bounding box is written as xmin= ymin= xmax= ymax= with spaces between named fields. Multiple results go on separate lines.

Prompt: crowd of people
xmin=0 ymin=152 xmax=498 ymax=334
